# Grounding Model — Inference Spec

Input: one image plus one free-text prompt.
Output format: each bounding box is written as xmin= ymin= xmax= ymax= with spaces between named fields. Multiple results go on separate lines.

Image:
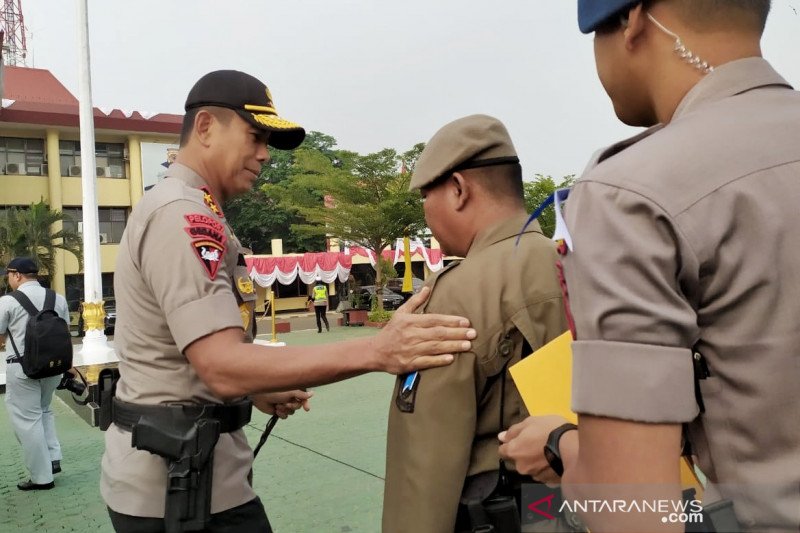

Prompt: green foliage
xmin=0 ymin=201 xmax=83 ymax=289
xmin=224 ymin=132 xmax=330 ymax=253
xmin=267 ymin=142 xmax=427 ymax=310
xmin=377 ymin=260 xmax=397 ymax=289
xmin=368 ymin=309 xmax=393 ymax=323
xmin=522 ymin=174 xmax=576 ymax=238
xmin=349 ymin=290 xmax=365 ymax=310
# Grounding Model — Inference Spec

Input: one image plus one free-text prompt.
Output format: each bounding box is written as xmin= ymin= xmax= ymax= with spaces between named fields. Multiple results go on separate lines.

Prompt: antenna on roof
xmin=0 ymin=0 xmax=28 ymax=66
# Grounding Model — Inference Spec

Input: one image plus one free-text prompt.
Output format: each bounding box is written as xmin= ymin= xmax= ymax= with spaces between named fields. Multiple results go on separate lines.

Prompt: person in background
xmin=308 ymin=274 xmax=330 ymax=333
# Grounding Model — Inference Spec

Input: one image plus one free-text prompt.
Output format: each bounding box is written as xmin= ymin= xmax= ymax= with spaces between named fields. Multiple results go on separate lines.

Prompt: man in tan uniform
xmin=101 ymin=70 xmax=476 ymax=532
xmin=383 ymin=115 xmax=568 ymax=533
xmin=499 ymin=1 xmax=800 ymax=532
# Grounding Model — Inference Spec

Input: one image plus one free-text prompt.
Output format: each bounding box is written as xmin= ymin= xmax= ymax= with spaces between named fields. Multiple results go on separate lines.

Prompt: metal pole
xmin=270 ymin=290 xmax=278 ymax=343
xmin=76 ymin=0 xmax=113 ymax=364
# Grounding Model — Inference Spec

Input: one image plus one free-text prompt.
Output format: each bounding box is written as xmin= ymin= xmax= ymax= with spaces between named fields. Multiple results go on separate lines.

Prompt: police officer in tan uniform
xmin=383 ymin=115 xmax=568 ymax=533
xmin=499 ymin=2 xmax=800 ymax=532
xmin=100 ymin=70 xmax=476 ymax=532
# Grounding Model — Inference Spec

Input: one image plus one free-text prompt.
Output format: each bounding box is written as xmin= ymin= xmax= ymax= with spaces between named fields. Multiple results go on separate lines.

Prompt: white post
xmin=76 ymin=0 xmax=115 ymax=364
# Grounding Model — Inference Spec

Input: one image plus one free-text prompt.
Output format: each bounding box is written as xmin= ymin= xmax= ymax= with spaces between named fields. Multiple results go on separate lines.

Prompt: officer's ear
xmin=449 ymin=172 xmax=471 ymax=211
xmin=622 ymin=3 xmax=648 ymax=51
xmin=193 ymin=109 xmax=216 ymax=147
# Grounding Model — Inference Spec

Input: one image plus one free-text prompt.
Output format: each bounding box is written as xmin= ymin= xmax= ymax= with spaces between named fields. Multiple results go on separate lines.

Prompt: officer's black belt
xmin=112 ymin=398 xmax=252 ymax=434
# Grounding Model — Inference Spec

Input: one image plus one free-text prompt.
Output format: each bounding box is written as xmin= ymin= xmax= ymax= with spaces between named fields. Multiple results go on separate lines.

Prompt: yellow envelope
xmin=510 ymin=331 xmax=576 ymax=422
xmin=510 ymin=331 xmax=703 ymax=496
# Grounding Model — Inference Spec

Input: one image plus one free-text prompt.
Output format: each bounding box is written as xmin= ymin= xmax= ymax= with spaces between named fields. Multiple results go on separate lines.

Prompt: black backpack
xmin=7 ymin=289 xmax=73 ymax=379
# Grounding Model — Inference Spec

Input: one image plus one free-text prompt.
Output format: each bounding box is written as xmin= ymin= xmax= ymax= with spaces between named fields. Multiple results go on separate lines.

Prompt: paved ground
xmin=0 ymin=324 xmax=394 ymax=533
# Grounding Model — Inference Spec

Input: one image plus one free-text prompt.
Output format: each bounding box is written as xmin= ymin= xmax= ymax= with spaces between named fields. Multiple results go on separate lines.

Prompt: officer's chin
xmin=613 ymin=101 xmax=658 ymax=128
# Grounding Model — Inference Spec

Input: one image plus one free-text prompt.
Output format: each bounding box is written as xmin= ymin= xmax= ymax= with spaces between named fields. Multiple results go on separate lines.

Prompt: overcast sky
xmin=22 ymin=1 xmax=800 ymax=179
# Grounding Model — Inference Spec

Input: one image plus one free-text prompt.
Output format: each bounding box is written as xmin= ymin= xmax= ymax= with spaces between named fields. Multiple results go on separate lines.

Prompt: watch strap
xmin=544 ymin=422 xmax=578 ymax=477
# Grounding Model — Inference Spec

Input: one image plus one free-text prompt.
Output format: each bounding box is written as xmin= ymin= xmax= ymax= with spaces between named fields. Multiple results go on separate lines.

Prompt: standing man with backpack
xmin=1 ymin=257 xmax=71 ymax=491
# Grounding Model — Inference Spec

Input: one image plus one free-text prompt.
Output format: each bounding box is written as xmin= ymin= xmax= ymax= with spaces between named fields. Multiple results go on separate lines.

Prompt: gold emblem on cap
xmin=244 ymin=104 xmax=277 ymax=114
xmin=237 ymin=276 xmax=254 ymax=294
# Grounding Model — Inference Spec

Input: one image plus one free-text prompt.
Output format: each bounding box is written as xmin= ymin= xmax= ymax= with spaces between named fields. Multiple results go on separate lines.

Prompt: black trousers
xmin=314 ymin=305 xmax=329 ymax=332
xmin=108 ymin=497 xmax=272 ymax=533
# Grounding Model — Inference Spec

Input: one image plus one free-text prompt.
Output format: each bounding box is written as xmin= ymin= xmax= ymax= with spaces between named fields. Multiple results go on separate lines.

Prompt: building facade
xmin=0 ymin=65 xmax=181 ymax=312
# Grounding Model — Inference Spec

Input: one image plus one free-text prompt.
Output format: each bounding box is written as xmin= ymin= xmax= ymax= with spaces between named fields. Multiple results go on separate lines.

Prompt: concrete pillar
xmin=270 ymin=238 xmax=283 ymax=256
xmin=128 ymin=135 xmax=143 ymax=207
xmin=46 ymin=129 xmax=66 ymax=295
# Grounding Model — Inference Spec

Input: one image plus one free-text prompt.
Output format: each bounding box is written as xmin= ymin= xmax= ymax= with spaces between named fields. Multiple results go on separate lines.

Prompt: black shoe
xmin=17 ymin=480 xmax=55 ymax=491
xmin=52 ymin=460 xmax=61 ymax=474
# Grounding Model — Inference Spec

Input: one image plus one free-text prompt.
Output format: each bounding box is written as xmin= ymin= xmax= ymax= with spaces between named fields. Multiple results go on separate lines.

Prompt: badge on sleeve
xmin=237 ymin=277 xmax=254 ymax=294
xmin=184 ymin=214 xmax=227 ymax=280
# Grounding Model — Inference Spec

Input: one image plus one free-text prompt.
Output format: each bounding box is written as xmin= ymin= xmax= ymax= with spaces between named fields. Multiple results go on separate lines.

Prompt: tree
xmin=268 ymin=145 xmax=426 ymax=310
xmin=0 ymin=201 xmax=83 ymax=290
xmin=523 ymin=174 xmax=576 ymax=238
xmin=224 ymin=132 xmax=331 ymax=253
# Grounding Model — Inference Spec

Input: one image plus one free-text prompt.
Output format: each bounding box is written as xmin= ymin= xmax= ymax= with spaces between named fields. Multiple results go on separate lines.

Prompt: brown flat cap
xmin=409 ymin=114 xmax=519 ymax=190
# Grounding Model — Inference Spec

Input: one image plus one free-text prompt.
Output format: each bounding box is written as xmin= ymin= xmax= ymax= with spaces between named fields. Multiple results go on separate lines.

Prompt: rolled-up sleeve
xmin=563 ymin=181 xmax=700 ymax=423
xmin=0 ymin=296 xmax=11 ymax=333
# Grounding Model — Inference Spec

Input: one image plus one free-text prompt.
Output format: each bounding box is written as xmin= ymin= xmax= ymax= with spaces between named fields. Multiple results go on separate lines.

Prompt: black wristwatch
xmin=543 ymin=423 xmax=578 ymax=477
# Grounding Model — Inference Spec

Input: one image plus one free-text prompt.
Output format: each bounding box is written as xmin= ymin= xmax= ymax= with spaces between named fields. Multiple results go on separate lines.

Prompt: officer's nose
xmin=257 ymin=143 xmax=270 ymax=164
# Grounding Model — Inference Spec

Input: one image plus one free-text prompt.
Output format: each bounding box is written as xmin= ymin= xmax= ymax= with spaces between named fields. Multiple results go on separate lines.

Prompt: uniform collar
xmin=673 ymin=57 xmax=792 ymax=120
xmin=590 ymin=58 xmax=790 ymax=168
xmin=17 ymin=280 xmax=40 ymax=289
xmin=166 ymin=162 xmax=226 ymax=219
xmin=165 ymin=162 xmax=211 ymax=189
xmin=467 ymin=213 xmax=542 ymax=257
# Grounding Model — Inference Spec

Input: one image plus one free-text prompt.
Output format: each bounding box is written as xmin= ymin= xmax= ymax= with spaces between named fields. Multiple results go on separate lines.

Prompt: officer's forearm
xmin=185 ymin=320 xmax=473 ymax=400
xmin=186 ymin=328 xmax=379 ymax=399
xmin=562 ymin=415 xmax=683 ymax=532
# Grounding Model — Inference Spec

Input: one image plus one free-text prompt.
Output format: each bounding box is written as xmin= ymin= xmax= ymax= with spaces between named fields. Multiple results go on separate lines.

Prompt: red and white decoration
xmin=245 ymin=239 xmax=443 ymax=288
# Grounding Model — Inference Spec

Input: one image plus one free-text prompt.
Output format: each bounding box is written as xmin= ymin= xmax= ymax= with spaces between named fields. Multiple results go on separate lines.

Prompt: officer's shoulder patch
xmin=184 ymin=213 xmax=227 ymax=280
xmin=395 ymin=371 xmax=420 ymax=413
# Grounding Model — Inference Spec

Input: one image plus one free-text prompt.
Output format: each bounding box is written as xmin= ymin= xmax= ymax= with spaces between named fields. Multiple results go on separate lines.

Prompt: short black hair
xmin=676 ymin=0 xmax=771 ymax=33
xmin=595 ymin=0 xmax=771 ymax=35
xmin=179 ymin=106 xmax=235 ymax=147
xmin=179 ymin=108 xmax=199 ymax=147
xmin=466 ymin=163 xmax=524 ymax=205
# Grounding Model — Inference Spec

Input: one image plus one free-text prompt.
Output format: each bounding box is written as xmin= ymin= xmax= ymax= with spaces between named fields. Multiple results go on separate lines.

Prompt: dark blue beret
xmin=578 ymin=0 xmax=641 ymax=33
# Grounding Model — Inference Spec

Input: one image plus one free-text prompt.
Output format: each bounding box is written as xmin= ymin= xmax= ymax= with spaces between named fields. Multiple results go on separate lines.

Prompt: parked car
xmin=354 ymin=286 xmax=405 ymax=310
xmin=75 ymin=298 xmax=116 ymax=336
xmin=385 ymin=277 xmax=424 ymax=300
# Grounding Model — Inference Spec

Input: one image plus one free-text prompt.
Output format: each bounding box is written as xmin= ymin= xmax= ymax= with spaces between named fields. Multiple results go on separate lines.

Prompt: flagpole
xmin=76 ymin=0 xmax=114 ymax=365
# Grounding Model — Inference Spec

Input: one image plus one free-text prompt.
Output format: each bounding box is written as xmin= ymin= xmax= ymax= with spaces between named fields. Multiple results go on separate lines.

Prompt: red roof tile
xmin=0 ymin=66 xmax=182 ymax=134
xmin=3 ymin=66 xmax=78 ymax=105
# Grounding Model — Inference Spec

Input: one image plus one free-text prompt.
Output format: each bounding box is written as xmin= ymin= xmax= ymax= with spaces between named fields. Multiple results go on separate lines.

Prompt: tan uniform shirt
xmin=100 ymin=163 xmax=257 ymax=517
xmin=564 ymin=58 xmax=800 ymax=532
xmin=383 ymin=214 xmax=567 ymax=533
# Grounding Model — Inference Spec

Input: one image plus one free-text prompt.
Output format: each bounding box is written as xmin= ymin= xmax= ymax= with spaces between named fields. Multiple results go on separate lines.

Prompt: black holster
xmin=97 ymin=367 xmax=120 ymax=431
xmin=113 ymin=398 xmax=251 ymax=532
xmin=131 ymin=414 xmax=221 ymax=533
xmin=460 ymin=466 xmax=525 ymax=533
